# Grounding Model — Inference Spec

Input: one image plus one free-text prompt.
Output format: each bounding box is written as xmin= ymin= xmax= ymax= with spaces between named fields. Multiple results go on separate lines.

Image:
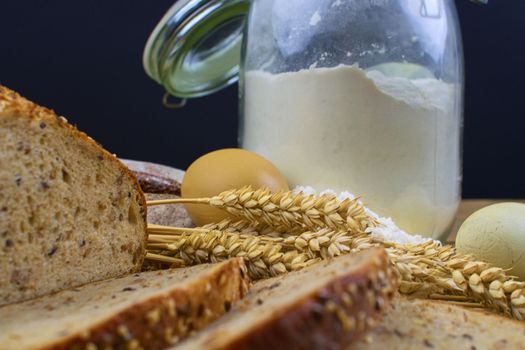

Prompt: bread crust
xmin=227 ymin=249 xmax=394 ymax=350
xmin=177 ymin=248 xmax=396 ymax=350
xmin=57 ymin=259 xmax=248 ymax=350
xmin=0 ymin=258 xmax=249 ymax=350
xmin=133 ymin=171 xmax=181 ymax=195
xmin=0 ymin=85 xmax=147 ymax=271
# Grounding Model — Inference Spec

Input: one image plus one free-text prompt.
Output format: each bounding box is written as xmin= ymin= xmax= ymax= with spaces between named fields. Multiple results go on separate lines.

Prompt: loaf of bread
xmin=0 ymin=258 xmax=249 ymax=350
xmin=174 ymin=248 xmax=396 ymax=350
xmin=0 ymin=86 xmax=147 ymax=305
xmin=145 ymin=193 xmax=193 ymax=228
xmin=352 ymin=296 xmax=525 ymax=349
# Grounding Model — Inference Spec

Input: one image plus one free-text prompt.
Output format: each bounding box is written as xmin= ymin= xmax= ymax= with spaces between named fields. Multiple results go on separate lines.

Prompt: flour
xmin=242 ymin=64 xmax=461 ymax=239
xmin=293 ymin=186 xmax=433 ymax=245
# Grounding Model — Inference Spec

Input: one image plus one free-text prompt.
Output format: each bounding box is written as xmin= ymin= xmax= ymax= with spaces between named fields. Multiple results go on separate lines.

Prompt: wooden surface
xmin=448 ymin=199 xmax=525 ymax=242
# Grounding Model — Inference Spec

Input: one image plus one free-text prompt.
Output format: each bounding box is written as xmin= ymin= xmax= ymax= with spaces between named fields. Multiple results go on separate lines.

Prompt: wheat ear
xmin=349 ymin=234 xmax=525 ymax=320
xmin=146 ymin=186 xmax=378 ymax=233
xmin=147 ymin=226 xmax=525 ymax=320
xmin=146 ymin=229 xmax=318 ymax=280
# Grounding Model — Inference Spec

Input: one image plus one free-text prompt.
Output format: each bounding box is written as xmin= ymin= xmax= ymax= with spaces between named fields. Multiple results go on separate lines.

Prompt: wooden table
xmin=448 ymin=199 xmax=525 ymax=242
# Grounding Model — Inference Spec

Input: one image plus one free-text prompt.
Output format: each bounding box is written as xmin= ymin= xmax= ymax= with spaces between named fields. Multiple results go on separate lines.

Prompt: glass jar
xmin=144 ymin=0 xmax=464 ymax=241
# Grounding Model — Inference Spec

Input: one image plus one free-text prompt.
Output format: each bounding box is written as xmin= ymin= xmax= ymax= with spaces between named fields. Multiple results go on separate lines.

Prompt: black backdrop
xmin=0 ymin=0 xmax=523 ymax=198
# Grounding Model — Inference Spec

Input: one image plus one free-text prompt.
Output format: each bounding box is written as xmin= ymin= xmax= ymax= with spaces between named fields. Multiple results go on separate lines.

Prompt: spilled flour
xmin=293 ymin=186 xmax=435 ymax=245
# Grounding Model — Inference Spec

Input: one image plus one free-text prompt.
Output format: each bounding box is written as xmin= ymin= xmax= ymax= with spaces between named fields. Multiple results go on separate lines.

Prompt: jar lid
xmin=143 ymin=0 xmax=250 ymax=100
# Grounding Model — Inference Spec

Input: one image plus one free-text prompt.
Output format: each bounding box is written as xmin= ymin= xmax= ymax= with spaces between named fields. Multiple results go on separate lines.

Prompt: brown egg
xmin=182 ymin=148 xmax=289 ymax=226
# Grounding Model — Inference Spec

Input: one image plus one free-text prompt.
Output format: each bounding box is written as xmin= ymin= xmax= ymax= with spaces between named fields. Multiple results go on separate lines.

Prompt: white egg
xmin=456 ymin=202 xmax=525 ymax=280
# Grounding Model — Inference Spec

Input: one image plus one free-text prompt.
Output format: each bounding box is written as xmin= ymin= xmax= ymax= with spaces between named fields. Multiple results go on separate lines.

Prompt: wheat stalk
xmin=144 ymin=187 xmax=525 ymax=319
xmin=200 ymin=218 xmax=285 ymax=236
xmin=351 ymin=234 xmax=525 ymax=320
xmin=200 ymin=219 xmax=260 ymax=234
xmin=146 ymin=225 xmax=525 ymax=320
xmin=149 ymin=219 xmax=292 ymax=239
xmin=146 ymin=229 xmax=319 ymax=280
xmin=146 ymin=186 xmax=378 ymax=233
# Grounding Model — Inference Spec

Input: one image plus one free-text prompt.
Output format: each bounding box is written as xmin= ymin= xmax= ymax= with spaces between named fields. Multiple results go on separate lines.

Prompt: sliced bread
xmin=0 ymin=85 xmax=147 ymax=305
xmin=0 ymin=258 xmax=249 ymax=350
xmin=174 ymin=247 xmax=396 ymax=350
xmin=352 ymin=296 xmax=525 ymax=349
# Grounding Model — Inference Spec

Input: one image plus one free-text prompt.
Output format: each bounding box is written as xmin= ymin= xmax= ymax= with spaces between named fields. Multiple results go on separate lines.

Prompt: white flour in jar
xmin=242 ymin=64 xmax=461 ymax=239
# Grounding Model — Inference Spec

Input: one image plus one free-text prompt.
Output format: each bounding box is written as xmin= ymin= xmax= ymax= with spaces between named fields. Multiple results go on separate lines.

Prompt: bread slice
xmin=174 ymin=248 xmax=396 ymax=350
xmin=352 ymin=296 xmax=525 ymax=349
xmin=0 ymin=86 xmax=147 ymax=305
xmin=0 ymin=258 xmax=250 ymax=350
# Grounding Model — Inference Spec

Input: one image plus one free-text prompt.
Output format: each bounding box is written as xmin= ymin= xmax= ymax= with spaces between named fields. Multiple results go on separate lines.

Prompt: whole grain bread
xmin=0 ymin=258 xmax=249 ymax=350
xmin=352 ymin=296 xmax=525 ymax=350
xmin=174 ymin=248 xmax=396 ymax=350
xmin=0 ymin=86 xmax=147 ymax=305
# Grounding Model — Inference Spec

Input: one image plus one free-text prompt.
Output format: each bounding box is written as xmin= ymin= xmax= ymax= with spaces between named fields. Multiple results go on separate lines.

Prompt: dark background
xmin=0 ymin=1 xmax=523 ymax=198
